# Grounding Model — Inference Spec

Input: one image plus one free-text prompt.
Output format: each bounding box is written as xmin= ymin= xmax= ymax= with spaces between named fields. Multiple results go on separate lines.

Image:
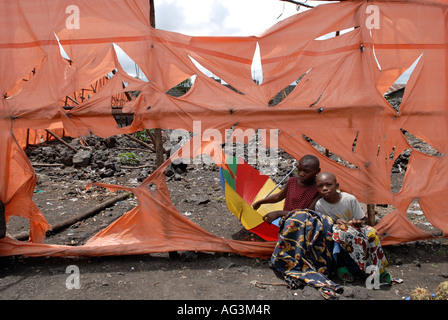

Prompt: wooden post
xmin=26 ymin=128 xmax=30 ymax=148
xmin=367 ymin=204 xmax=375 ymax=226
xmin=154 ymin=129 xmax=164 ymax=166
xmin=12 ymin=192 xmax=131 ymax=241
xmin=45 ymin=129 xmax=79 ymax=153
xmin=124 ymin=133 xmax=155 ymax=152
xmin=149 ymin=0 xmax=165 ymax=167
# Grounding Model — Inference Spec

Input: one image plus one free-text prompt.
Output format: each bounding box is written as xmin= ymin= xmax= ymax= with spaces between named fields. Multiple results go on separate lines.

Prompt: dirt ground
xmin=1 ymin=131 xmax=447 ymax=303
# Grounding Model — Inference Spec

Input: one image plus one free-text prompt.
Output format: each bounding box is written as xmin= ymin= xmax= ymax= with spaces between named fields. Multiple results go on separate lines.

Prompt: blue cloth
xmin=271 ymin=209 xmax=343 ymax=293
xmin=333 ymin=242 xmax=341 ymax=263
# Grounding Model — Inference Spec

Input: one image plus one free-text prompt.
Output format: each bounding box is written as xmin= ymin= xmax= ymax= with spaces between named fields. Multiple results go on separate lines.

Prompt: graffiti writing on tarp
xmin=170 ymin=121 xmax=279 ymax=170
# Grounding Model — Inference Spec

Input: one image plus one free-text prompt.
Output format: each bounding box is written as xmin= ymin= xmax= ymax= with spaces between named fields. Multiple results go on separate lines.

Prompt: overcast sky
xmin=153 ymin=0 xmax=318 ymax=37
xmin=113 ymin=0 xmax=411 ymax=84
xmin=117 ymin=0 xmax=323 ymax=82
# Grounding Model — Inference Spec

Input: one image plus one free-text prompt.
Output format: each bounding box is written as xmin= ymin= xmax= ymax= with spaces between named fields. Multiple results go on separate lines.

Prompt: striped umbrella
xmin=219 ymin=156 xmax=286 ymax=241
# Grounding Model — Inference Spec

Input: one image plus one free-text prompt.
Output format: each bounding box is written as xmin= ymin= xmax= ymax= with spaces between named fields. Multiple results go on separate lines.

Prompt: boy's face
xmin=297 ymin=160 xmax=320 ymax=185
xmin=316 ymin=173 xmax=339 ymax=200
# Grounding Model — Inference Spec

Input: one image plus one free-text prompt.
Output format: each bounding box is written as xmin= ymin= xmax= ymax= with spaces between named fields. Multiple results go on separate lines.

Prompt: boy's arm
xmin=263 ymin=210 xmax=289 ymax=224
xmin=252 ymin=186 xmax=287 ymax=210
xmin=348 ymin=196 xmax=366 ymax=227
xmin=307 ymin=194 xmax=321 ymax=210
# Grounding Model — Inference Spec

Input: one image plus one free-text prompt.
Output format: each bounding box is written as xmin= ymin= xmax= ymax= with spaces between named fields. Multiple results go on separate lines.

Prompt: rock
xmin=352 ymin=287 xmax=371 ymax=299
xmin=41 ymin=146 xmax=53 ymax=154
xmin=216 ymin=257 xmax=236 ymax=269
xmin=164 ymin=165 xmax=175 ymax=177
xmin=181 ymin=251 xmax=199 ymax=262
xmin=342 ymin=286 xmax=355 ymax=298
xmin=60 ymin=150 xmax=75 ymax=166
xmin=100 ymin=168 xmax=115 ymax=178
xmin=104 ymin=136 xmax=117 ymax=148
xmin=137 ymin=168 xmax=151 ymax=182
xmin=69 ymin=138 xmax=81 ymax=148
xmin=104 ymin=161 xmax=116 ymax=171
xmin=167 ymin=146 xmax=188 ymax=173
xmin=72 ymin=150 xmax=92 ymax=167
xmin=185 ymin=195 xmax=210 ymax=205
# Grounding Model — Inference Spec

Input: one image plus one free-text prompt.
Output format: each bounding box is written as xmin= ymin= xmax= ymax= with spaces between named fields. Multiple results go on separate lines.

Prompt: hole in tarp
xmin=251 ymin=42 xmax=263 ymax=85
xmin=377 ymin=137 xmax=382 ymax=157
xmin=309 ymin=90 xmax=324 ymax=108
xmin=113 ymin=43 xmax=149 ymax=82
xmin=391 ymin=129 xmax=443 ymax=194
xmin=3 ymin=66 xmax=40 ymax=99
xmin=10 ymin=133 xmax=145 ymax=245
xmin=383 ymin=54 xmax=422 ymax=113
xmin=390 ymin=148 xmax=411 ymax=193
xmin=3 ymin=34 xmax=68 ymax=98
xmin=269 ymin=69 xmax=312 ymax=106
xmin=59 ymin=68 xmax=119 ymax=110
xmin=188 ymin=55 xmax=244 ymax=95
xmin=57 ymin=66 xmax=139 ymax=128
xmin=166 ymin=76 xmax=195 ymax=98
xmin=54 ymin=31 xmax=72 ymax=63
xmin=404 ymin=199 xmax=443 ymax=237
xmin=12 ymin=131 xmax=305 ymax=246
xmin=113 ymin=85 xmax=140 ymax=129
xmin=401 ymin=129 xmax=443 ymax=157
xmin=389 ymin=146 xmax=395 ymax=161
xmin=314 ymin=26 xmax=358 ymax=41
xmin=352 ymin=131 xmax=359 ymax=152
xmin=223 ymin=128 xmax=280 ymax=176
xmin=165 ymin=139 xmax=296 ymax=241
xmin=302 ymin=134 xmax=359 ymax=169
xmin=146 ymin=183 xmax=157 ymax=193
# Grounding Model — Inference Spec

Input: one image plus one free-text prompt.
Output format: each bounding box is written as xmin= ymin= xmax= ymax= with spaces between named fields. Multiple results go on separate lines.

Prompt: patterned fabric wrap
xmin=271 ymin=209 xmax=342 ymax=292
xmin=332 ymin=224 xmax=388 ymax=274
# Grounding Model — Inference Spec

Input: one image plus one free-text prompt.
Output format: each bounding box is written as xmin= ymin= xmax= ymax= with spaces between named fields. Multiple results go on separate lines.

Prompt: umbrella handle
xmin=265 ymin=162 xmax=297 ymax=198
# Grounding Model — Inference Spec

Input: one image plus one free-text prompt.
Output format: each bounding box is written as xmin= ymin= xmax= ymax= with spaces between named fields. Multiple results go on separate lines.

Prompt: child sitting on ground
xmin=252 ymin=154 xmax=321 ymax=224
xmin=314 ymin=171 xmax=390 ymax=284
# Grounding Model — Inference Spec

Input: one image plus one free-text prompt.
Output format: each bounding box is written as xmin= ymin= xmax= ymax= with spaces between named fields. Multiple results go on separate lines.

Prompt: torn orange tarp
xmin=0 ymin=0 xmax=447 ymax=257
xmin=14 ymin=127 xmax=64 ymax=148
xmin=0 ymin=138 xmax=275 ymax=259
xmin=0 ymin=119 xmax=50 ymax=243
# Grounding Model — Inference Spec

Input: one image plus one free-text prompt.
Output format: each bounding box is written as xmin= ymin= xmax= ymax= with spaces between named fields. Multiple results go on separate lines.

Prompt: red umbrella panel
xmin=219 ymin=156 xmax=284 ymax=241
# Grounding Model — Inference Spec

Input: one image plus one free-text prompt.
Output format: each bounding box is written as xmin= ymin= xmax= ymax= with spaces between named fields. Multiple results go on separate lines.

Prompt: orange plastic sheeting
xmin=0 ymin=119 xmax=50 ymax=244
xmin=14 ymin=127 xmax=63 ymax=148
xmin=0 ymin=0 xmax=447 ymax=257
xmin=0 ymin=138 xmax=275 ymax=259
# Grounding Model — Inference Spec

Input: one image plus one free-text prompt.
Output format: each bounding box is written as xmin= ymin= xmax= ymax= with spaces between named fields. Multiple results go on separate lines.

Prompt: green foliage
xmin=176 ymin=78 xmax=192 ymax=94
xmin=134 ymin=130 xmax=149 ymax=142
xmin=118 ymin=152 xmax=140 ymax=165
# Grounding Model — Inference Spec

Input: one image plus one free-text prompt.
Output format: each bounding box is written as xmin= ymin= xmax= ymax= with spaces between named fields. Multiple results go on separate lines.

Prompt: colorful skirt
xmin=271 ymin=209 xmax=343 ymax=293
xmin=332 ymin=224 xmax=388 ymax=274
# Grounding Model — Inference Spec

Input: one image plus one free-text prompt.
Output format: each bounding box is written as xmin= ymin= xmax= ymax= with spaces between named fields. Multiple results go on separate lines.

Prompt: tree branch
xmin=279 ymin=0 xmax=315 ymax=9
